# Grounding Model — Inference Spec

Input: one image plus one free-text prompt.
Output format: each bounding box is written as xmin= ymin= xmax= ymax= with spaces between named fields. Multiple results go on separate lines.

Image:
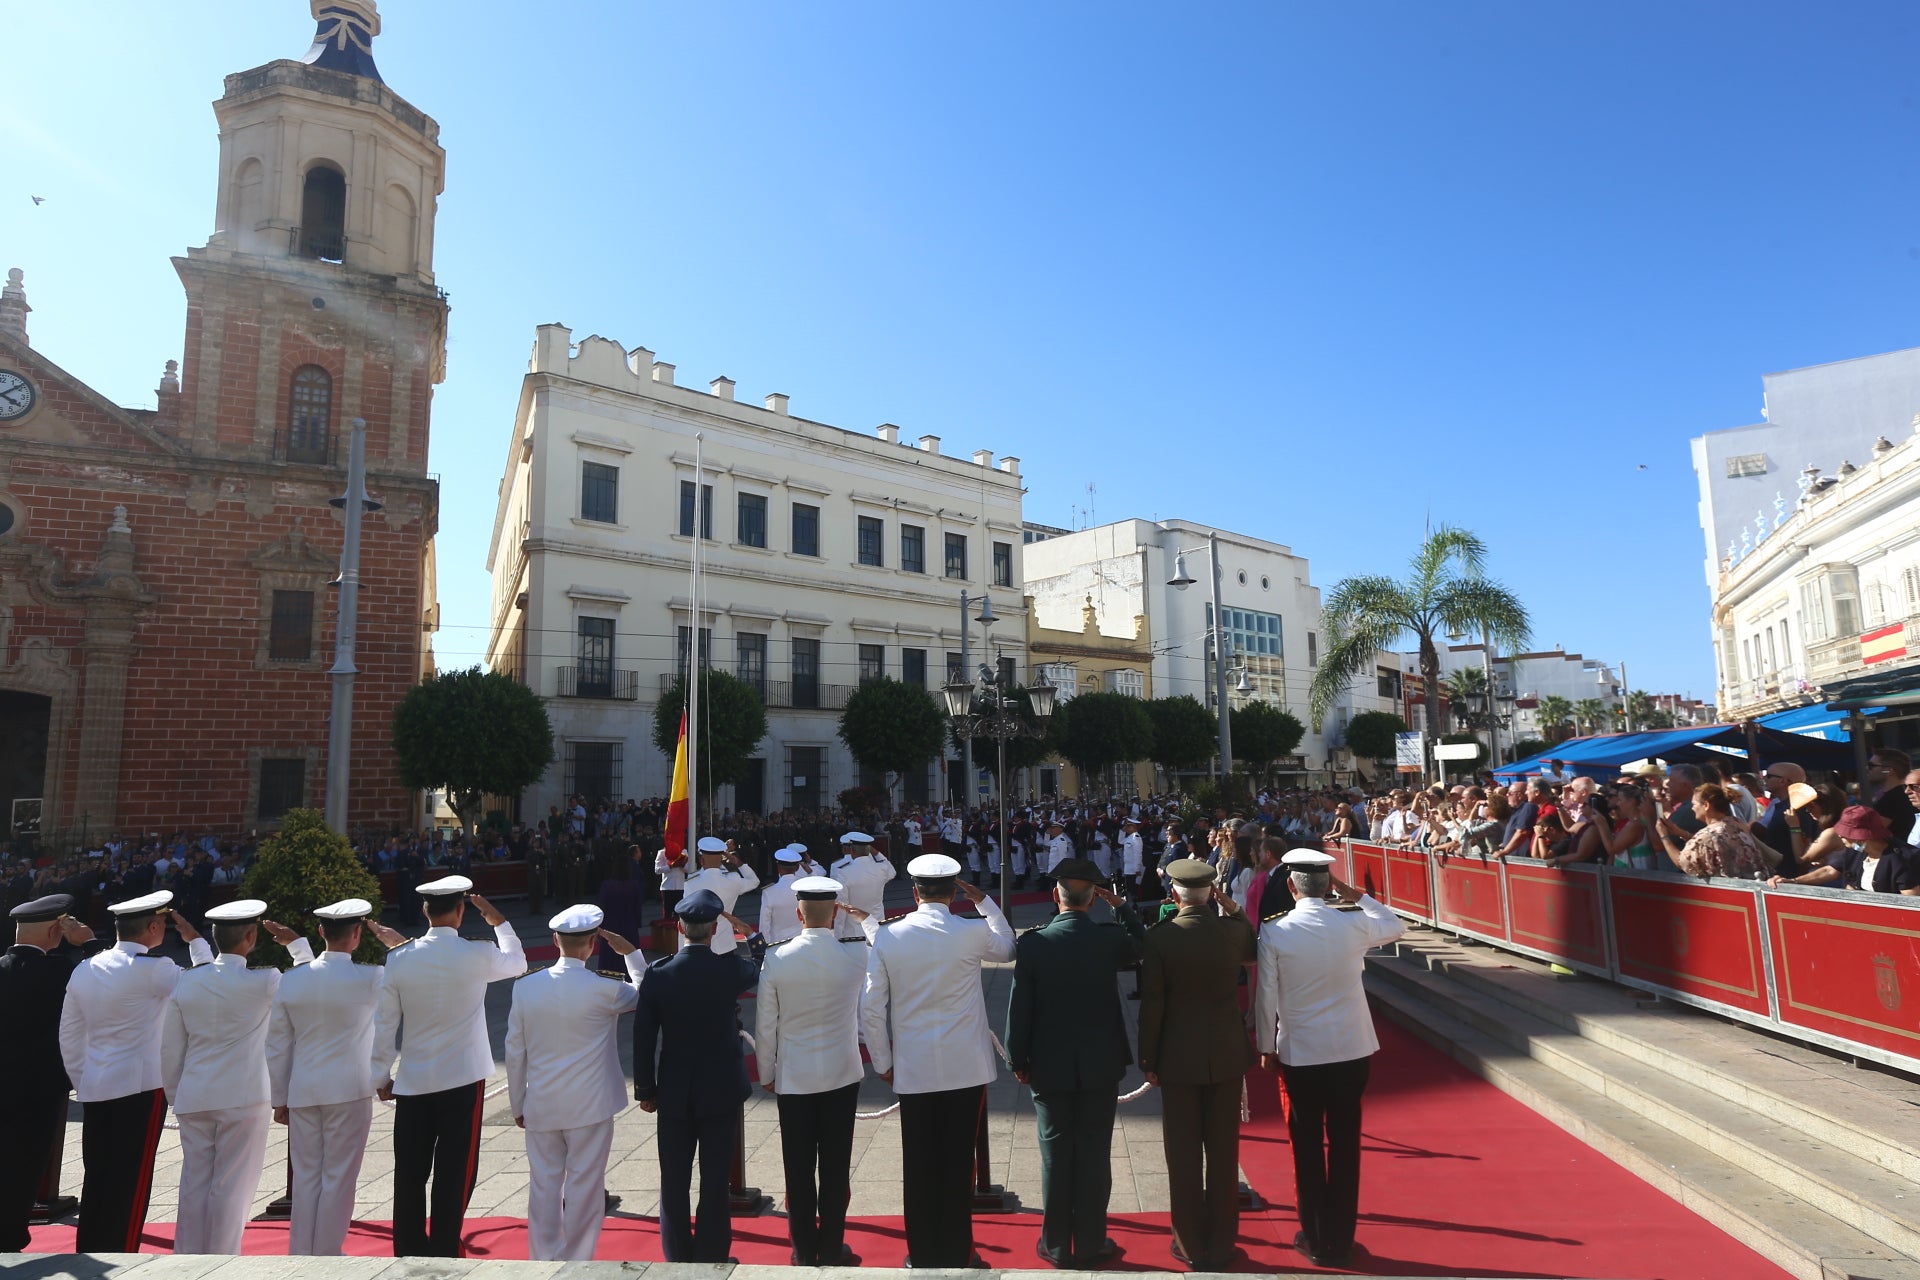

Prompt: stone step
xmin=1365 ymin=969 xmax=1920 ymax=1280
xmin=1388 ymin=928 xmax=1920 ymax=1186
xmin=1367 ymin=946 xmax=1920 ymax=1262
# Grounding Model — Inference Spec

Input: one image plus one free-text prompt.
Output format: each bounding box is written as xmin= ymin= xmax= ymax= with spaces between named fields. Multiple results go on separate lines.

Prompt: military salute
xmin=372 ymin=876 xmax=525 ymax=1257
xmin=61 ymin=890 xmax=213 ymax=1252
xmin=758 ymin=848 xmax=805 ymax=946
xmin=678 ymin=838 xmax=756 ymax=954
xmin=829 ymin=832 xmax=895 ymax=940
xmin=505 ymin=904 xmax=646 ymax=1261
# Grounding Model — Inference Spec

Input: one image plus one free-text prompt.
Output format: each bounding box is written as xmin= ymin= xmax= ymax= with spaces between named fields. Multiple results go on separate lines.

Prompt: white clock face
xmin=0 ymin=370 xmax=35 ymax=421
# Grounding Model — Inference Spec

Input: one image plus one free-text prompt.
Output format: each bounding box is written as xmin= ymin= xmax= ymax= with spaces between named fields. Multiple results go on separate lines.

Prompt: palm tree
xmin=1444 ymin=665 xmax=1489 ymax=729
xmin=1574 ymin=698 xmax=1606 ymax=735
xmin=1309 ymin=525 xmax=1532 ymax=741
xmin=1536 ymin=695 xmax=1573 ymax=742
xmin=1625 ymin=689 xmax=1655 ymax=730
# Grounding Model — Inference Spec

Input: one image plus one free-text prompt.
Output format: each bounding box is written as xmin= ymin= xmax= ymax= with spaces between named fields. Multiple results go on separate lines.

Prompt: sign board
xmin=1434 ymin=742 xmax=1483 ymax=761
xmin=1274 ymin=754 xmax=1306 ymax=771
xmin=1394 ymin=732 xmax=1426 ymax=769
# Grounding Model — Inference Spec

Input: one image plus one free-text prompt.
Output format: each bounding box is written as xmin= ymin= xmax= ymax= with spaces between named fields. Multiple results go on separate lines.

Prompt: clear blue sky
xmin=9 ymin=1 xmax=1920 ymax=702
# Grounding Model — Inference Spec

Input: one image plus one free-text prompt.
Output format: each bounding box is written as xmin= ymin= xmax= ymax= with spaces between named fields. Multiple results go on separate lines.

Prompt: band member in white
xmin=506 ymin=904 xmax=646 ymax=1261
xmin=266 ymin=898 xmax=403 ymax=1255
xmin=831 ymin=832 xmax=896 ymax=940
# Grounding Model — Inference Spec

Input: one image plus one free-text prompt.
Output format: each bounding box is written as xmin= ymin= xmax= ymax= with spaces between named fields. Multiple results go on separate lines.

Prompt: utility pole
xmin=325 ymin=419 xmax=378 ymax=834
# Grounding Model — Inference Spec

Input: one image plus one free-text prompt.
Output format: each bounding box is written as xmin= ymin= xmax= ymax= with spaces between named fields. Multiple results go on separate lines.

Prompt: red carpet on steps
xmin=29 ymin=1022 xmax=1792 ymax=1277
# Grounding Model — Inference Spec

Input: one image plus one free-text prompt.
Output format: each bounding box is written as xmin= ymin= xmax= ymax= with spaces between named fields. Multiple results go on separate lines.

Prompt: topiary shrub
xmin=242 ymin=808 xmax=386 ymax=966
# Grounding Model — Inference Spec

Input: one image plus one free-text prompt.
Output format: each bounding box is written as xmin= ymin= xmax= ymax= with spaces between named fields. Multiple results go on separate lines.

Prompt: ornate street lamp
xmin=943 ymin=668 xmax=1055 ymax=909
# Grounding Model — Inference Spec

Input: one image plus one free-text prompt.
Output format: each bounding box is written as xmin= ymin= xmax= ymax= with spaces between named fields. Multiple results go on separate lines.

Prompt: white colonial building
xmin=1428 ymin=645 xmax=1623 ymax=742
xmin=485 ymin=327 xmax=1028 ymax=816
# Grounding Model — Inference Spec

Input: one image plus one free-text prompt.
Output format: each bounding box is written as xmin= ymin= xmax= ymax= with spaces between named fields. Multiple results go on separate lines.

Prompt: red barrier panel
xmin=1349 ymin=843 xmax=1390 ymax=904
xmin=1608 ymin=875 xmax=1771 ymax=1017
xmin=1765 ymin=891 xmax=1920 ymax=1064
xmin=1503 ymin=861 xmax=1607 ymax=973
xmin=1432 ymin=855 xmax=1508 ymax=942
xmin=1384 ymin=846 xmax=1435 ymax=923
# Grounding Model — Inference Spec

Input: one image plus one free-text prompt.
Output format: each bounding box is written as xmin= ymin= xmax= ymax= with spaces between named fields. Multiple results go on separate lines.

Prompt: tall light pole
xmin=1167 ymin=532 xmax=1233 ymax=778
xmin=943 ymin=607 xmax=1055 ymax=909
xmin=325 ymin=418 xmax=380 ymax=835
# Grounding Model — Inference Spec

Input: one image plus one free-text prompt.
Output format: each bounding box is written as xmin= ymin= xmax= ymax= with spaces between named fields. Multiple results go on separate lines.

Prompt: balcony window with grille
xmin=737 ymin=632 xmax=767 ymax=696
xmin=678 ymin=481 xmax=713 ymax=540
xmin=738 ymin=493 xmax=767 ymax=548
xmin=287 ymin=366 xmax=332 ymax=463
xmin=945 ymin=533 xmax=968 ymax=580
xmin=792 ymin=503 xmax=820 ymax=557
xmin=258 ymin=758 xmax=305 ymax=822
xmin=793 ymin=638 xmax=820 ymax=708
xmin=675 ymin=625 xmax=712 ymax=675
xmin=858 ymin=516 xmax=884 ymax=566
xmin=902 ymin=648 xmax=926 ymax=688
xmin=859 ymin=644 xmax=885 ymax=684
xmin=993 ymin=541 xmax=1013 ymax=588
xmin=565 ymin=741 xmax=622 ymax=804
xmin=580 ymin=461 xmax=619 ymax=523
xmin=269 ymin=589 xmax=314 ymax=661
xmin=901 ymin=524 xmax=925 ymax=574
xmin=578 ymin=617 xmax=615 ymax=697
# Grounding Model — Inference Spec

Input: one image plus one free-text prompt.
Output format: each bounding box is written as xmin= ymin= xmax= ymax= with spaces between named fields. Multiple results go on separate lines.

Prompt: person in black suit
xmin=0 ymin=894 xmax=99 ymax=1251
xmin=632 ymin=888 xmax=763 ymax=1262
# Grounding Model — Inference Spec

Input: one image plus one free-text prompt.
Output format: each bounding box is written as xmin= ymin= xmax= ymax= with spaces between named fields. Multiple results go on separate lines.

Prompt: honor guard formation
xmin=2 ymin=817 xmax=1404 ymax=1271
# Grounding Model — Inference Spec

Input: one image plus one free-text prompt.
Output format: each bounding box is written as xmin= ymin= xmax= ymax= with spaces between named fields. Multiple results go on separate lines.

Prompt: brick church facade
xmin=0 ymin=0 xmax=443 ymax=846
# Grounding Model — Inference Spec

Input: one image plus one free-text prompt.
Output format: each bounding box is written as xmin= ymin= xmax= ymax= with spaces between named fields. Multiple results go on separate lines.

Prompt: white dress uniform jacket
xmin=1121 ymin=833 xmax=1145 ymax=877
xmin=830 ymin=851 xmax=897 ymax=940
xmin=677 ymin=865 xmax=756 ymax=954
xmin=1253 ymin=895 xmax=1404 ymax=1066
xmin=757 ymin=927 xmax=870 ymax=1095
xmin=373 ymin=921 xmax=526 ymax=1094
xmin=861 ymin=897 xmax=1016 ymax=1093
xmin=60 ymin=936 xmax=215 ymax=1102
xmin=1045 ymin=834 xmax=1074 ymax=874
xmin=654 ymin=850 xmax=688 ymax=893
xmin=267 ymin=951 xmax=387 ymax=1108
xmin=759 ymin=874 xmax=802 ymax=946
xmin=504 ymin=950 xmax=647 ymax=1130
xmin=161 ymin=941 xmax=314 ymax=1113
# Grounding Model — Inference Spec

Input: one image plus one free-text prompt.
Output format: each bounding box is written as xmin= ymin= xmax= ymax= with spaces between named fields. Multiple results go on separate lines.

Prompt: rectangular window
xmin=993 ymin=541 xmax=1013 ymax=588
xmin=736 ymin=632 xmax=767 ymax=697
xmin=791 ymin=503 xmax=820 ymax=557
xmin=789 ymin=745 xmax=823 ymax=811
xmin=1725 ymin=452 xmax=1769 ymax=479
xmin=1799 ymin=581 xmax=1829 ymax=643
xmin=859 ymin=643 xmax=885 ymax=684
xmin=945 ymin=533 xmax=968 ymax=580
xmin=901 ymin=524 xmax=925 ymax=574
xmin=1830 ymin=567 xmax=1861 ymax=636
xmin=258 ymin=758 xmax=305 ymax=822
xmin=1208 ymin=603 xmax=1283 ymax=658
xmin=1307 ymin=632 xmax=1318 ymax=668
xmin=565 ymin=742 xmax=622 ymax=804
xmin=1765 ymin=628 xmax=1778 ymax=673
xmin=1040 ymin=663 xmax=1077 ymax=701
xmin=1376 ymin=666 xmax=1401 ymax=700
xmin=902 ymin=647 xmax=927 ymax=688
xmin=997 ymin=655 xmax=1016 ymax=688
xmin=581 ymin=461 xmax=619 ymax=523
xmin=946 ymin=651 xmax=965 ymax=686
xmin=577 ymin=617 xmax=615 ymax=697
xmin=269 ymin=589 xmax=313 ymax=661
xmin=858 ymin=516 xmax=884 ymax=566
xmin=1111 ymin=668 xmax=1144 ymax=698
xmin=792 ymin=638 xmax=820 ymax=708
xmin=678 ymin=480 xmax=713 ymax=540
xmin=737 ymin=493 xmax=767 ymax=548
xmin=675 ymin=624 xmax=712 ymax=675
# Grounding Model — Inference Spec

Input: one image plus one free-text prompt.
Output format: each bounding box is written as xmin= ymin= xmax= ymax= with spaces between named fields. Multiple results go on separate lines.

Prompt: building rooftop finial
xmin=303 ymin=0 xmax=383 ymax=83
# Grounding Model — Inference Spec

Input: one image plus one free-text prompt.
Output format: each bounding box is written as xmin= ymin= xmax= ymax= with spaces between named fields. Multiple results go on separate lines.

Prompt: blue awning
xmin=1757 ymin=704 xmax=1885 ymax=742
xmin=1493 ymin=721 xmax=1856 ymax=781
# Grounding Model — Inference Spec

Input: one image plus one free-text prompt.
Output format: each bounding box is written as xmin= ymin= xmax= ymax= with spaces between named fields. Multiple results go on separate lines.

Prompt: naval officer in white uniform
xmin=161 ymin=898 xmax=314 ymax=1254
xmin=505 ymin=904 xmax=646 ymax=1260
xmin=372 ymin=875 xmax=525 ymax=1257
xmin=678 ymin=837 xmax=756 ymax=954
xmin=266 ymin=897 xmax=404 ymax=1255
xmin=61 ymin=890 xmax=214 ymax=1253
xmin=830 ymin=832 xmax=896 ymax=940
xmin=758 ymin=848 xmax=805 ymax=946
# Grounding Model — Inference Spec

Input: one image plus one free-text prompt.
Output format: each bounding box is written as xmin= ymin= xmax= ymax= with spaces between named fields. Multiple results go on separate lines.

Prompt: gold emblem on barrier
xmin=1874 ymin=953 xmax=1901 ymax=1013
xmin=1670 ymin=916 xmax=1689 ymax=958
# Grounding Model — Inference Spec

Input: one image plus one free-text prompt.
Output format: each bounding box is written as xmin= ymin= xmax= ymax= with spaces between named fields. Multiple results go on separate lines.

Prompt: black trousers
xmin=656 ymin=1106 xmax=736 ymax=1262
xmin=392 ymin=1080 xmax=484 ymax=1257
xmin=0 ymin=1093 xmax=63 ymax=1252
xmin=74 ymin=1089 xmax=167 ymax=1254
xmin=776 ymin=1083 xmax=859 ymax=1262
xmin=1158 ymin=1080 xmax=1242 ymax=1266
xmin=1032 ymin=1088 xmax=1118 ymax=1260
xmin=1280 ymin=1056 xmax=1372 ymax=1258
xmin=898 ymin=1084 xmax=983 ymax=1267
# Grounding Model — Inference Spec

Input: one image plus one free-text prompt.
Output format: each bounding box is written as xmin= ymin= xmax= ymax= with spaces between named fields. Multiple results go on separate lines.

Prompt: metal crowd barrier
xmin=1336 ymin=839 xmax=1920 ymax=1077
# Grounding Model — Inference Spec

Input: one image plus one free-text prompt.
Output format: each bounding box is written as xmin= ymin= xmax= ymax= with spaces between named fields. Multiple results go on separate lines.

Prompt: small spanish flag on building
xmin=664 ymin=711 xmax=690 ymax=867
xmin=1862 ymin=623 xmax=1907 ymax=666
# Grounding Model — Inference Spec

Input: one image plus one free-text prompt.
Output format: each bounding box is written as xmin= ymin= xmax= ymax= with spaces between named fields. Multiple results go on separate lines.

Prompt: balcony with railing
xmin=557 ymin=665 xmax=639 ymax=700
xmin=655 ymin=671 xmax=852 ymax=710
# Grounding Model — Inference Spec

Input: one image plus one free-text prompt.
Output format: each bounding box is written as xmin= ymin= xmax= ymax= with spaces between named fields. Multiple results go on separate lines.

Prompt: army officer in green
xmin=1005 ymin=857 xmax=1148 ymax=1267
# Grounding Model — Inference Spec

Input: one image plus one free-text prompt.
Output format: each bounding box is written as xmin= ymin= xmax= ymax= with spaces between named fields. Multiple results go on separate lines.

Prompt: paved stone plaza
xmin=45 ymin=885 xmax=1183 ymax=1237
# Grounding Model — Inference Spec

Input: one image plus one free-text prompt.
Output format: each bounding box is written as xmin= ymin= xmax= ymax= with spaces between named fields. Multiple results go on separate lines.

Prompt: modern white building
xmin=1020 ymin=519 xmax=1334 ymax=777
xmin=484 ymin=326 xmax=1028 ymax=817
xmin=1428 ymin=645 xmax=1623 ymax=742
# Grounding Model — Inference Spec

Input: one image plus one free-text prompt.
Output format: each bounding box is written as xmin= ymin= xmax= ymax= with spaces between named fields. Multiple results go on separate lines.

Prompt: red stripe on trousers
xmin=125 ymin=1091 xmax=167 ymax=1252
xmin=459 ymin=1084 xmax=483 ymax=1258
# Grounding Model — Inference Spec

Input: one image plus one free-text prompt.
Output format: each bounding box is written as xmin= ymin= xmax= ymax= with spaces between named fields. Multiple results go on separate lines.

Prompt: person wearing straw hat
xmin=756 ymin=876 xmax=875 ymax=1265
xmin=1253 ymin=850 xmax=1403 ymax=1269
xmin=266 ymin=898 xmax=406 ymax=1255
xmin=830 ymin=831 xmax=895 ymax=941
xmin=372 ymin=875 xmax=525 ymax=1257
xmin=60 ymin=889 xmax=213 ymax=1252
xmin=1005 ymin=857 xmax=1146 ymax=1267
xmin=161 ymin=898 xmax=313 ymax=1254
xmin=861 ymin=852 xmax=1015 ymax=1268
xmin=506 ymin=903 xmax=646 ymax=1260
xmin=0 ymin=894 xmax=98 ymax=1252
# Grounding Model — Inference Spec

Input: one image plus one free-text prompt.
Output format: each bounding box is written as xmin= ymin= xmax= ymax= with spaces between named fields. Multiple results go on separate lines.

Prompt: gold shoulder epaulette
xmin=1262 ymin=910 xmax=1288 ymax=923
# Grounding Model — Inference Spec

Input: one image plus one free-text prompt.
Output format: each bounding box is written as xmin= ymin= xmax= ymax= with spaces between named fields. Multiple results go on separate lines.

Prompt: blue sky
xmin=9 ymin=1 xmax=1920 ymax=701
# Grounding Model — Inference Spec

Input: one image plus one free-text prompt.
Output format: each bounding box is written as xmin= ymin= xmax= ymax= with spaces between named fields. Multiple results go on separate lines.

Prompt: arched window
xmin=299 ymin=164 xmax=347 ymax=261
xmin=287 ymin=366 xmax=332 ymax=463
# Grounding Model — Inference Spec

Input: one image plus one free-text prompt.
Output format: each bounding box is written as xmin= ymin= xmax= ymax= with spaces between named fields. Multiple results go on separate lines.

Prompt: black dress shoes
xmin=1079 ymin=1237 xmax=1121 ymax=1265
xmin=1036 ymin=1240 xmax=1070 ymax=1267
xmin=820 ymin=1244 xmax=859 ymax=1265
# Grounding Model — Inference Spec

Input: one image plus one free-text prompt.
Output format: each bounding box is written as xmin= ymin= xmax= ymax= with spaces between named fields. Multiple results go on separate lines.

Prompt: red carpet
xmin=29 ymin=1021 xmax=1792 ymax=1276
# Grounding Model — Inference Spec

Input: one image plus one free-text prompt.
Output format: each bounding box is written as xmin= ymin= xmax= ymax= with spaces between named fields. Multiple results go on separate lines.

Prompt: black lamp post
xmin=943 ymin=667 xmax=1056 ymax=909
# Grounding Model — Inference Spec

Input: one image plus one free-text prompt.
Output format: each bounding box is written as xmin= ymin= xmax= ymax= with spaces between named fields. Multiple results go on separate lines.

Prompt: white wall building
xmin=485 ymin=327 xmax=1028 ymax=817
xmin=1428 ymin=645 xmax=1623 ymax=741
xmin=1021 ymin=519 xmax=1332 ymax=776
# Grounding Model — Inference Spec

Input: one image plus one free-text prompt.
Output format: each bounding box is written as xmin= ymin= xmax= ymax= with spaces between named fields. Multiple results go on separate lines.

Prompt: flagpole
xmin=688 ymin=433 xmax=702 ymax=856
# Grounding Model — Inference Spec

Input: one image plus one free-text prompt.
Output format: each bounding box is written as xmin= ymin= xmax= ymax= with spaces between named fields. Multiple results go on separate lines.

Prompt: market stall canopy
xmin=1757 ymin=703 xmax=1885 ymax=741
xmin=1493 ymin=723 xmax=1855 ymax=782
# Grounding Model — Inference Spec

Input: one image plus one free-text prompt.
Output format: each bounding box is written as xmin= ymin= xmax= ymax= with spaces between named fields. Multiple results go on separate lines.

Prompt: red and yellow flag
xmin=664 ymin=711 xmax=691 ymax=867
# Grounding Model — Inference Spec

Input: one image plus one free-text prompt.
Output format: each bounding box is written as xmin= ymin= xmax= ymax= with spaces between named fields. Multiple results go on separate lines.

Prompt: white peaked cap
xmin=548 ymin=903 xmax=605 ymax=934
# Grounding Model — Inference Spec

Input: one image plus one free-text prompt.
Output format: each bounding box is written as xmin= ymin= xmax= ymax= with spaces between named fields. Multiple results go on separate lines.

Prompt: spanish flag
xmin=664 ymin=711 xmax=690 ymax=868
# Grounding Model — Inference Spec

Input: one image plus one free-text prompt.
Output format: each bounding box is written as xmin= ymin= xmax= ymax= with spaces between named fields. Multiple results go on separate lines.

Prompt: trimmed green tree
xmin=837 ymin=678 xmax=949 ymax=810
xmin=242 ymin=808 xmax=386 ymax=966
xmin=1344 ymin=711 xmax=1410 ymax=769
xmin=1230 ymin=702 xmax=1305 ymax=777
xmin=1146 ymin=695 xmax=1219 ymax=773
xmin=653 ymin=670 xmax=770 ymax=789
xmin=1049 ymin=692 xmax=1154 ymax=791
xmin=392 ymin=666 xmax=554 ymax=834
